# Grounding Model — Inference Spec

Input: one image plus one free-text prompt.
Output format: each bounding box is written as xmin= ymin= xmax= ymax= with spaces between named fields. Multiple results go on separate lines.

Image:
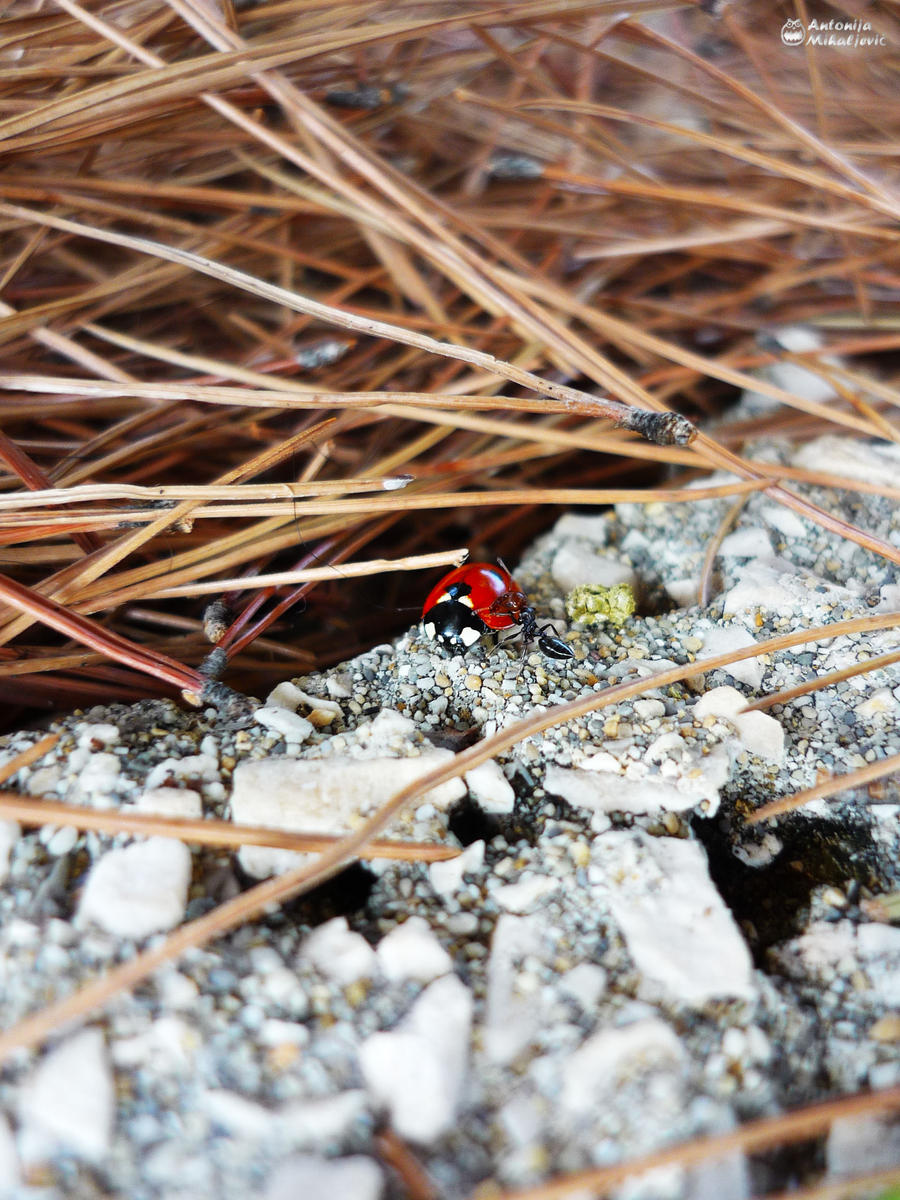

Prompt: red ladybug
xmin=421 ymin=562 xmax=573 ymax=659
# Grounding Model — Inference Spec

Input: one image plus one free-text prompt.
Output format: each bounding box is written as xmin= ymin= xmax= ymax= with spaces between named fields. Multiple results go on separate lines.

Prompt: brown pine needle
xmin=145 ymin=548 xmax=468 ymax=599
xmin=747 ymin=750 xmax=900 ymax=825
xmin=0 ymin=204 xmax=695 ymax=449
xmin=375 ymin=1129 xmax=440 ymax=1200
xmin=698 ymin=493 xmax=750 ymax=608
xmin=477 ymin=1087 xmax=900 ymax=1200
xmin=742 ymin=646 xmax=900 ymax=714
xmin=0 ymin=792 xmax=458 ymax=862
xmin=0 ymin=732 xmax=60 ymax=785
xmin=0 ymin=573 xmax=201 ymax=693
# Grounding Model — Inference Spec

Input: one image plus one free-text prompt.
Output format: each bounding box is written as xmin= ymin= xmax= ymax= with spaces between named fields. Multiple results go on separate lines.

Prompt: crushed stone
xmin=0 ymin=432 xmax=897 ymax=1196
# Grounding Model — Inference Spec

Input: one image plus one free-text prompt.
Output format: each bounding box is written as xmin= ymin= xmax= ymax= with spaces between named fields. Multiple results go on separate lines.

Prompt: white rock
xmin=76 ymin=723 xmax=119 ymax=748
xmin=760 ymin=503 xmax=809 ymax=540
xmin=494 ymin=873 xmax=560 ymax=914
xmin=878 ymin=584 xmax=900 ymax=612
xmin=633 ymin=698 xmax=665 ymax=720
xmin=376 ymin=917 xmax=452 ymax=983
xmin=793 ymin=433 xmax=900 ymax=488
xmin=722 ymin=559 xmax=851 ymax=617
xmin=231 ymin=754 xmax=464 ymax=878
xmin=551 ymin=544 xmax=637 ymax=593
xmin=359 ymin=974 xmax=472 ymax=1144
xmin=483 ymin=913 xmax=544 ymax=1065
xmin=592 ymin=832 xmax=756 ymax=1005
xmin=498 ymin=1092 xmax=544 ymax=1151
xmin=354 ymin=708 xmax=416 ymax=749
xmin=326 ymin=673 xmax=353 ymax=698
xmin=258 ymin=1019 xmax=309 ymax=1047
xmin=0 ymin=1113 xmax=20 ymax=1196
xmin=266 ymin=680 xmax=308 ymax=711
xmin=134 ymin=787 xmax=203 ymax=820
xmin=111 ymin=1017 xmax=193 ymax=1072
xmin=267 ymin=683 xmax=342 ymax=728
xmin=579 ymin=750 xmax=622 ymax=773
xmin=732 ymin=832 xmax=782 ymax=867
xmin=18 ymin=1029 xmax=114 ymax=1164
xmin=545 ymin=752 xmax=729 ymax=818
xmin=615 ymin=1164 xmax=685 ymax=1200
xmin=264 ymin=1154 xmax=384 ymax=1200
xmin=429 ymin=839 xmax=484 ymax=896
xmin=77 ymin=837 xmax=191 ymax=938
xmin=699 ymin=627 xmax=765 ymax=689
xmin=686 ymin=1148 xmax=751 ymax=1200
xmin=300 ymin=917 xmax=377 ymax=986
xmin=826 ymin=1115 xmax=900 ymax=1178
xmin=0 ymin=821 xmax=19 ymax=885
xmin=253 ymin=706 xmax=315 ymax=743
xmin=857 ymin=687 xmax=897 ymax=718
xmin=761 ymin=327 xmax=838 ymax=405
xmin=465 ymin=760 xmax=515 ymax=814
xmin=728 ymin=709 xmax=785 ymax=762
xmin=203 ymin=1090 xmax=271 ymax=1138
xmin=25 ymin=765 xmax=61 ymax=796
xmin=559 ymin=963 xmax=607 ymax=1011
xmin=156 ymin=970 xmax=199 ymax=1010
xmin=665 ymin=578 xmax=700 ymax=607
xmin=43 ymin=825 xmax=78 ymax=856
xmin=718 ymin=528 xmax=772 ymax=558
xmin=72 ymin=752 xmax=120 ymax=807
xmin=552 ymin=512 xmax=610 ymax=544
xmin=279 ymin=1091 xmax=368 ymax=1147
xmin=856 ymin=922 xmax=900 ymax=1006
xmin=560 ymin=1019 xmax=685 ymax=1114
xmin=770 ymin=919 xmax=857 ymax=982
xmin=260 ymin=967 xmax=303 ymax=1007
xmin=145 ymin=753 xmax=219 ymax=791
xmin=694 ymin=686 xmax=785 ymax=763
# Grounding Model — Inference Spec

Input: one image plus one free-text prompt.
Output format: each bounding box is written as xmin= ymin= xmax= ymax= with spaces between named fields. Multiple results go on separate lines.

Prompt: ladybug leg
xmin=537 ymin=623 xmax=574 ymax=660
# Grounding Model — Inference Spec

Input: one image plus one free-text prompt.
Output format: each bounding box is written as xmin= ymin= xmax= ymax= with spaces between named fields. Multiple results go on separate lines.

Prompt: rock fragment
xmin=359 ymin=974 xmax=472 ymax=1144
xmin=18 ymin=1029 xmax=114 ymax=1165
xmin=593 ymin=831 xmax=756 ymax=1005
xmin=77 ymin=837 xmax=191 ymax=937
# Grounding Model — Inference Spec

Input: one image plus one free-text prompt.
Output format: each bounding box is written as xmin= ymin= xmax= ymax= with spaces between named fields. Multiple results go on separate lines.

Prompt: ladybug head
xmin=422 ymin=600 xmax=488 ymax=651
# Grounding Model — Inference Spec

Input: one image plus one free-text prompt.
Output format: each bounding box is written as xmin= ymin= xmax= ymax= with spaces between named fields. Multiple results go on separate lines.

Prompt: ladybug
xmin=421 ymin=562 xmax=573 ymax=660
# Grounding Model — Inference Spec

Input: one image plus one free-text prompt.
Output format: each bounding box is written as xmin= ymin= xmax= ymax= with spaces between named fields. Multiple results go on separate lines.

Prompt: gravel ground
xmin=0 ymin=427 xmax=899 ymax=1199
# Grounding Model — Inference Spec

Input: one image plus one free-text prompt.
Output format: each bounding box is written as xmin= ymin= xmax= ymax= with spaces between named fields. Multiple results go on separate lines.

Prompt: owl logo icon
xmin=781 ymin=18 xmax=805 ymax=45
